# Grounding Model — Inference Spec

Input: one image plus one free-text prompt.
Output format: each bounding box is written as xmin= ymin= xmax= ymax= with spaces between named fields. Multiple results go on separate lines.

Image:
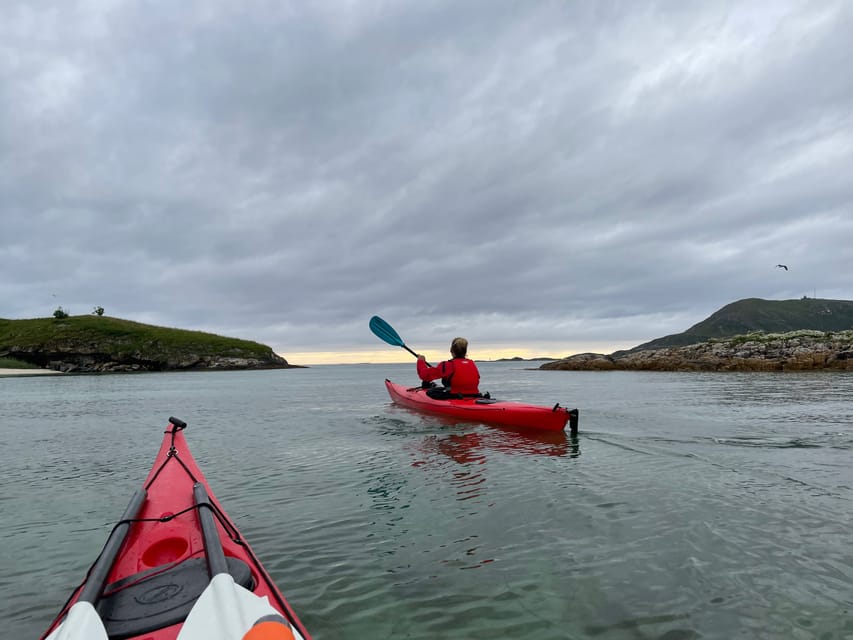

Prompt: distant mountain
xmin=622 ymin=298 xmax=853 ymax=353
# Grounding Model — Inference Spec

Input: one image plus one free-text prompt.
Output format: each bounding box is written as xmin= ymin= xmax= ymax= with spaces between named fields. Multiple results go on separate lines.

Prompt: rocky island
xmin=542 ymin=329 xmax=853 ymax=371
xmin=0 ymin=315 xmax=298 ymax=373
xmin=541 ymin=298 xmax=853 ymax=372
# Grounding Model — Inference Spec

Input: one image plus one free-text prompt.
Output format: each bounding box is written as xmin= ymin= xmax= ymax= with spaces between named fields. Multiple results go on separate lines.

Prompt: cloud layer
xmin=3 ymin=1 xmax=852 ymax=361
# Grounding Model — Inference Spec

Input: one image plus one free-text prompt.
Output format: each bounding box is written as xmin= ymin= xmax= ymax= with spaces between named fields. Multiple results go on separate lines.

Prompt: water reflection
xmin=675 ymin=371 xmax=853 ymax=408
xmin=415 ymin=427 xmax=578 ymax=462
xmin=425 ymin=422 xmax=580 ymax=460
xmin=409 ymin=434 xmax=488 ymax=504
xmin=409 ymin=427 xmax=580 ymax=501
xmin=487 ymin=426 xmax=580 ymax=458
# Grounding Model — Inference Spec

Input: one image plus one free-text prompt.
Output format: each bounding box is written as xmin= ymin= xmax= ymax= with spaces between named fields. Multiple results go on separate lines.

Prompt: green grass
xmin=0 ymin=315 xmax=277 ymax=362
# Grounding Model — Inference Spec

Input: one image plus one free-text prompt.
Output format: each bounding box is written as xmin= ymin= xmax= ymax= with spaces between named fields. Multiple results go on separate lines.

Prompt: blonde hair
xmin=450 ymin=337 xmax=468 ymax=358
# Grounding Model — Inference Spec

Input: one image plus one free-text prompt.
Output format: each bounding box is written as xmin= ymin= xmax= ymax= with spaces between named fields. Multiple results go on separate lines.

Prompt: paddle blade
xmin=44 ymin=602 xmax=109 ymax=640
xmin=176 ymin=574 xmax=304 ymax=640
xmin=369 ymin=315 xmax=405 ymax=348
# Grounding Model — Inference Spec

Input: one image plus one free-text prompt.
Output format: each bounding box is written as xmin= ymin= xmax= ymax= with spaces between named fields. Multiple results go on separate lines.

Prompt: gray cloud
xmin=2 ymin=1 xmax=852 ymax=360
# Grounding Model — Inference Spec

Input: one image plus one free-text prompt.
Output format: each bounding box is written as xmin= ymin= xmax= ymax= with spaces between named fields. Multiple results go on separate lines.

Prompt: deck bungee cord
xmin=41 ymin=417 xmax=311 ymax=640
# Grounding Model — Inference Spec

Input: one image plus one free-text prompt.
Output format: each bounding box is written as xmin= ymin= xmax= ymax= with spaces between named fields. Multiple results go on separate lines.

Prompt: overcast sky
xmin=2 ymin=1 xmax=852 ymax=364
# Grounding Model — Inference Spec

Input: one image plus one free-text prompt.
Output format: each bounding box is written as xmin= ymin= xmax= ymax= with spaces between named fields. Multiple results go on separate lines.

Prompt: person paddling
xmin=417 ymin=337 xmax=480 ymax=396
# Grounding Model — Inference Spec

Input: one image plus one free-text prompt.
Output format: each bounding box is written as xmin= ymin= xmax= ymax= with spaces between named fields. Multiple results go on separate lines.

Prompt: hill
xmin=622 ymin=298 xmax=853 ymax=353
xmin=0 ymin=315 xmax=295 ymax=373
xmin=542 ymin=297 xmax=853 ymax=372
xmin=542 ymin=328 xmax=853 ymax=371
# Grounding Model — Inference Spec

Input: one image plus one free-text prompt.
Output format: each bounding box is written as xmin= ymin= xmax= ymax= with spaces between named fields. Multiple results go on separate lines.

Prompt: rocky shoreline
xmin=541 ymin=330 xmax=853 ymax=372
xmin=0 ymin=350 xmax=298 ymax=374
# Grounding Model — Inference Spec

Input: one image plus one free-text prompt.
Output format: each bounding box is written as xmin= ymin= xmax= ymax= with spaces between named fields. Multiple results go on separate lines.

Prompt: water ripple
xmin=6 ymin=367 xmax=853 ymax=640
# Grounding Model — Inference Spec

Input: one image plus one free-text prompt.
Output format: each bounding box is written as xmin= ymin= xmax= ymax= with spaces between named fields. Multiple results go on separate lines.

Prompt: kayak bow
xmin=385 ymin=379 xmax=579 ymax=433
xmin=42 ymin=417 xmax=311 ymax=640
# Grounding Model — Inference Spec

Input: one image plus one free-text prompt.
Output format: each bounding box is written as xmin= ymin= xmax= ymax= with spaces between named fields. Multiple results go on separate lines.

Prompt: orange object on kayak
xmin=243 ymin=615 xmax=297 ymax=640
xmin=385 ymin=379 xmax=578 ymax=433
xmin=41 ymin=417 xmax=311 ymax=640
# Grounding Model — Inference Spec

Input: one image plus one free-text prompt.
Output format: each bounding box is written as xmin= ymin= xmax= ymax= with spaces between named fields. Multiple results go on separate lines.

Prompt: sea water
xmin=2 ymin=363 xmax=852 ymax=639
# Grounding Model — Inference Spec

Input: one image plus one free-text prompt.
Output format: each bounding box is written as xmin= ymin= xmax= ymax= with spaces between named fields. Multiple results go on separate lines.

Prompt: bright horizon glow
xmin=282 ymin=341 xmax=640 ymax=366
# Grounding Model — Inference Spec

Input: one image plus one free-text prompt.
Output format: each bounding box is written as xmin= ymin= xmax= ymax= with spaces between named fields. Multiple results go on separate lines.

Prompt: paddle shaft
xmin=401 ymin=344 xmax=420 ymax=359
xmin=194 ymin=482 xmax=229 ymax=577
xmin=403 ymin=343 xmax=430 ymax=366
xmin=78 ymin=488 xmax=147 ymax=604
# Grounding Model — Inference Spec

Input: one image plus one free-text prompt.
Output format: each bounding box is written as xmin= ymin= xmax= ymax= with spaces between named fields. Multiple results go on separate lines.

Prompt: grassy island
xmin=0 ymin=316 xmax=293 ymax=373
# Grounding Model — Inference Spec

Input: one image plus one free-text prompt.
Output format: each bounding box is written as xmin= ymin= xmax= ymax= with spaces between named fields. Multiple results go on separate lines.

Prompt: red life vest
xmin=417 ymin=357 xmax=480 ymax=395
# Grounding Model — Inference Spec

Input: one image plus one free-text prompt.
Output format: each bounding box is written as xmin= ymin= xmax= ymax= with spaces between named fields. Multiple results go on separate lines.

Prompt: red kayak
xmin=385 ymin=379 xmax=579 ymax=433
xmin=42 ymin=417 xmax=311 ymax=640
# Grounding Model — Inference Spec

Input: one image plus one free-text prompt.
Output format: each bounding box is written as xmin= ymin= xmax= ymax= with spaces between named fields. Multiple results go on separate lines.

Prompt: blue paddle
xmin=369 ymin=316 xmax=428 ymax=364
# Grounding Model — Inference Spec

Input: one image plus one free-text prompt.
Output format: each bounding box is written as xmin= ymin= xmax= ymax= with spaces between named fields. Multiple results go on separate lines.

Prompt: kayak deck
xmin=42 ymin=417 xmax=311 ymax=640
xmin=385 ymin=379 xmax=579 ymax=433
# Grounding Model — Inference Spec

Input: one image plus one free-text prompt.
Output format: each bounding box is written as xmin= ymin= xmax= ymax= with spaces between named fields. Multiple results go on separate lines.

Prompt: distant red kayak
xmin=385 ymin=379 xmax=579 ymax=433
xmin=42 ymin=417 xmax=311 ymax=640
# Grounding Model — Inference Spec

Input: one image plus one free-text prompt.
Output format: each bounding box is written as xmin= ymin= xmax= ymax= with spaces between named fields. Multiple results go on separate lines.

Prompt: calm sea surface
xmin=2 ymin=363 xmax=853 ymax=639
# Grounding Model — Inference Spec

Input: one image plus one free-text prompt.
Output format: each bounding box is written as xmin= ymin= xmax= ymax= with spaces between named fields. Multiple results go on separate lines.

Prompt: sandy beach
xmin=0 ymin=368 xmax=63 ymax=377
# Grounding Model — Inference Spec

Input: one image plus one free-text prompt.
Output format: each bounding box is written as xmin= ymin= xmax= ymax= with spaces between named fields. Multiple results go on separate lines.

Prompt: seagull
xmin=776 ymin=264 xmax=788 ymax=270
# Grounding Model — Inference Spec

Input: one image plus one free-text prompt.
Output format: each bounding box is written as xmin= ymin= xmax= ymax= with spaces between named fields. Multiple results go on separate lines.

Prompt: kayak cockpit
xmin=42 ymin=417 xmax=312 ymax=640
xmin=97 ymin=556 xmax=254 ymax=638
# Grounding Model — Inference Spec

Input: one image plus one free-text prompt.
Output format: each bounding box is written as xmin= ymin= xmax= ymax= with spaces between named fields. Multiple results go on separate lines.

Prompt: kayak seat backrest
xmin=96 ymin=556 xmax=253 ymax=639
xmin=427 ymin=388 xmax=494 ymax=401
xmin=425 ymin=387 xmax=454 ymax=400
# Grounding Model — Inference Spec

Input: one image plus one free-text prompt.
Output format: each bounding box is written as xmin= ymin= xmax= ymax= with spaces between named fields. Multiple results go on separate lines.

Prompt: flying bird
xmin=776 ymin=264 xmax=788 ymax=270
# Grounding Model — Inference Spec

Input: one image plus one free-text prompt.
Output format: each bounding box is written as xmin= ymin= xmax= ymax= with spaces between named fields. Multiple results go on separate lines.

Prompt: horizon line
xmin=281 ymin=342 xmax=637 ymax=366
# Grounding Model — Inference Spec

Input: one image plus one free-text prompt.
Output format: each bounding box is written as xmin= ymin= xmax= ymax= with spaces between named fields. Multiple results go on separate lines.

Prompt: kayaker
xmin=417 ymin=337 xmax=480 ymax=396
